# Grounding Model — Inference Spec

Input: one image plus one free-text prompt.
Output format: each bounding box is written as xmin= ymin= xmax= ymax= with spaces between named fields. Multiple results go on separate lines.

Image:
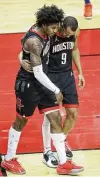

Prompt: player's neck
xmin=34 ymin=26 xmax=47 ymax=38
xmin=58 ymin=28 xmax=64 ymax=37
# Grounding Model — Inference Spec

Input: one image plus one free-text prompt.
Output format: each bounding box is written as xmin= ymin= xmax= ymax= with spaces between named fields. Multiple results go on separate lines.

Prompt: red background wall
xmin=0 ymin=29 xmax=100 ymax=154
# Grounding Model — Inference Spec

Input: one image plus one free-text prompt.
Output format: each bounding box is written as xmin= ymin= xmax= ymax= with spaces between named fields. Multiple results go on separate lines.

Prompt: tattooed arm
xmin=18 ymin=37 xmax=42 ymax=72
xmin=24 ymin=37 xmax=63 ymax=103
xmin=24 ymin=36 xmax=42 ymax=66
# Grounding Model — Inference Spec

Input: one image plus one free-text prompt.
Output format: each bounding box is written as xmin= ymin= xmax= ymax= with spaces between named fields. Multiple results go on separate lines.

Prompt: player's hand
xmin=78 ymin=74 xmax=85 ymax=89
xmin=20 ymin=60 xmax=33 ymax=73
xmin=55 ymin=91 xmax=63 ymax=104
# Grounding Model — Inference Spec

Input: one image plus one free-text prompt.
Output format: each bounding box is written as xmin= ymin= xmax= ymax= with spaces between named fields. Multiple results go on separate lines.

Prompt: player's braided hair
xmin=35 ymin=5 xmax=64 ymax=27
xmin=62 ymin=16 xmax=78 ymax=31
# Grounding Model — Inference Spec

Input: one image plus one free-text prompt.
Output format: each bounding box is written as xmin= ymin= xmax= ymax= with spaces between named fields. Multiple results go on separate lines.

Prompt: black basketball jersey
xmin=48 ymin=32 xmax=75 ymax=73
xmin=16 ymin=25 xmax=50 ymax=81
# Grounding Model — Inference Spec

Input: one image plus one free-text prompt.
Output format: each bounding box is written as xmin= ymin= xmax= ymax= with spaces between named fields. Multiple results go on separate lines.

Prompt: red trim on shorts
xmin=16 ymin=112 xmax=32 ymax=119
xmin=39 ymin=106 xmax=59 ymax=114
xmin=63 ymin=104 xmax=79 ymax=108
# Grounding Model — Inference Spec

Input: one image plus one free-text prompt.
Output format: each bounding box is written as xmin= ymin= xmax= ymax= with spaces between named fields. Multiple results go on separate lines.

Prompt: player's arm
xmin=75 ymin=27 xmax=80 ymax=38
xmin=72 ymin=37 xmax=82 ymax=75
xmin=18 ymin=52 xmax=33 ymax=72
xmin=27 ymin=37 xmax=63 ymax=103
xmin=72 ymin=32 xmax=85 ymax=88
xmin=72 ymin=28 xmax=81 ymax=74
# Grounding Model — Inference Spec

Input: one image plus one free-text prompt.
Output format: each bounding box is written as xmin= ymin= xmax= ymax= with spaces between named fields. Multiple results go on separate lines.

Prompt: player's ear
xmin=60 ymin=20 xmax=65 ymax=32
xmin=60 ymin=21 xmax=64 ymax=28
xmin=42 ymin=24 xmax=47 ymax=32
xmin=42 ymin=24 xmax=46 ymax=28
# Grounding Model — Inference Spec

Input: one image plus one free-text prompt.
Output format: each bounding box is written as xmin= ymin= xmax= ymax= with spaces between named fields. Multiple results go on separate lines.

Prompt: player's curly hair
xmin=35 ymin=5 xmax=64 ymax=27
xmin=63 ymin=16 xmax=78 ymax=31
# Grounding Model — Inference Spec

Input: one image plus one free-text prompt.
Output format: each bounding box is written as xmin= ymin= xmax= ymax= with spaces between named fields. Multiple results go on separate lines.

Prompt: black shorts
xmin=15 ymin=79 xmax=46 ymax=118
xmin=39 ymin=70 xmax=79 ymax=113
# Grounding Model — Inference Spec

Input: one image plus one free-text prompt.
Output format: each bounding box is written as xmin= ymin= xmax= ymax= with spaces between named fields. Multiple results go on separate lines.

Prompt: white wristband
xmin=54 ymin=87 xmax=60 ymax=94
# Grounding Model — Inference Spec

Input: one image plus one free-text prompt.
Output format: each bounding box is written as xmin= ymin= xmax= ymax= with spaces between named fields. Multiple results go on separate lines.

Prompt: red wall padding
xmin=0 ymin=29 xmax=100 ymax=154
xmin=78 ymin=29 xmax=100 ymax=56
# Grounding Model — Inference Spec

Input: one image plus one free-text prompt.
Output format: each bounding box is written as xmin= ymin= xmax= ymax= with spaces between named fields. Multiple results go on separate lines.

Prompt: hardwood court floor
xmin=7 ymin=150 xmax=100 ymax=176
xmin=0 ymin=0 xmax=100 ymax=33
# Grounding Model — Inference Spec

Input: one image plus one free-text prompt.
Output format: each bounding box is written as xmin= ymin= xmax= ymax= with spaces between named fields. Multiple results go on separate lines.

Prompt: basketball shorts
xmin=38 ymin=70 xmax=79 ymax=113
xmin=15 ymin=79 xmax=46 ymax=118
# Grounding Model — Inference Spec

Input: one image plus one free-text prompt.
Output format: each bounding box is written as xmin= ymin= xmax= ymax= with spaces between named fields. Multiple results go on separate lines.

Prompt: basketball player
xmin=19 ymin=17 xmax=85 ymax=175
xmin=1 ymin=5 xmax=64 ymax=175
xmin=84 ymin=0 xmax=92 ymax=19
xmin=39 ymin=17 xmax=85 ymax=173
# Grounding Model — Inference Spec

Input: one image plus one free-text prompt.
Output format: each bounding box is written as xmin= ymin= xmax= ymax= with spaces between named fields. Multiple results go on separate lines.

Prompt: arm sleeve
xmin=33 ymin=65 xmax=60 ymax=94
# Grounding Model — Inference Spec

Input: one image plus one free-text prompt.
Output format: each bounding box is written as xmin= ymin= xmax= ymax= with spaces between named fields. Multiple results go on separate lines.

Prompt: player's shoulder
xmin=75 ymin=28 xmax=80 ymax=38
xmin=26 ymin=36 xmax=42 ymax=46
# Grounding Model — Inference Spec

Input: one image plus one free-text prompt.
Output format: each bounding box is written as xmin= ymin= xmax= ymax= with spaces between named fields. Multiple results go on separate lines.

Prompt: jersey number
xmin=61 ymin=53 xmax=67 ymax=64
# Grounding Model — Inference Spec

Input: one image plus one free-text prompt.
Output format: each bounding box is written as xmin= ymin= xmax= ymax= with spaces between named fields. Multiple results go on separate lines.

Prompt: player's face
xmin=45 ymin=23 xmax=59 ymax=37
xmin=63 ymin=27 xmax=76 ymax=37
